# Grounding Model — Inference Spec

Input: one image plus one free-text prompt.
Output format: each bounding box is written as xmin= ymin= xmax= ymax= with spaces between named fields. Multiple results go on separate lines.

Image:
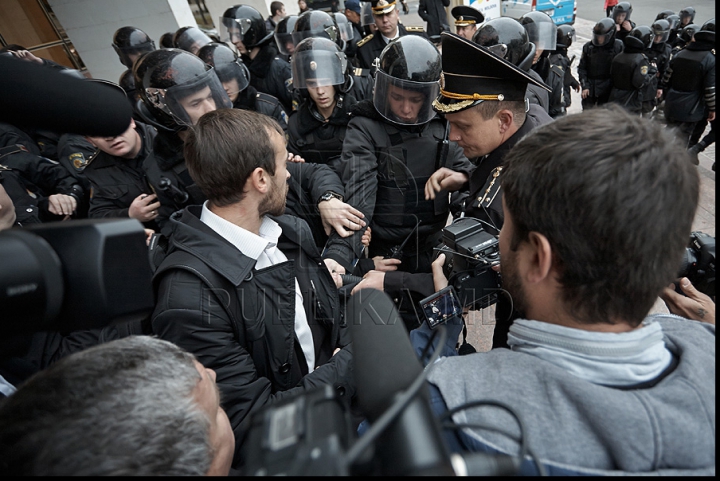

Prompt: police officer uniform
xmin=609 ymin=35 xmax=656 ymax=114
xmin=323 ymin=35 xmax=473 ymax=294
xmin=578 ymin=18 xmax=624 ymax=110
xmin=355 ymin=0 xmax=429 ymax=70
xmin=82 ymin=121 xmax=158 ymax=230
xmin=428 ymin=33 xmax=552 ymax=346
xmin=450 ymin=5 xmax=484 ymax=37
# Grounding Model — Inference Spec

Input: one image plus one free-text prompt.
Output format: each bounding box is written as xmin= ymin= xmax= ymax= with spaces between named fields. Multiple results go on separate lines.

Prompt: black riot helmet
xmin=112 ymin=26 xmax=156 ymax=69
xmin=695 ymin=18 xmax=715 ymax=43
xmin=651 ymin=19 xmax=671 ymax=44
xmin=291 ymin=37 xmax=349 ymax=93
xmin=220 ymin=5 xmax=272 ymax=50
xmin=679 ymin=23 xmax=701 ymax=44
xmin=519 ymin=11 xmax=557 ymax=51
xmin=592 ymin=17 xmax=617 ymax=47
xmin=332 ymin=12 xmax=356 ymax=47
xmin=373 ymin=35 xmax=441 ymax=126
xmin=629 ymin=25 xmax=653 ymax=49
xmin=133 ymin=48 xmax=232 ymax=132
xmin=197 ymin=42 xmax=251 ymax=102
xmin=275 ymin=15 xmax=299 ymax=56
xmin=655 ymin=10 xmax=674 ymax=21
xmin=612 ymin=2 xmax=633 ymax=24
xmin=159 ymin=32 xmax=175 ymax=49
xmin=292 ymin=10 xmax=343 ymax=51
xmin=473 ymin=17 xmax=535 ymax=72
xmin=556 ymin=24 xmax=576 ymax=49
xmin=119 ymin=69 xmax=140 ymax=106
xmin=666 ymin=14 xmax=681 ymax=33
xmin=173 ymin=26 xmax=213 ymax=56
xmin=679 ymin=7 xmax=696 ymax=26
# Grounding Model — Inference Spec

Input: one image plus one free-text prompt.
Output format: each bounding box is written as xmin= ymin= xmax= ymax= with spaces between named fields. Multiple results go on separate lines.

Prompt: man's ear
xmin=249 ymin=167 xmax=270 ymax=194
xmin=525 ymin=231 xmax=553 ymax=284
xmin=497 ymin=109 xmax=514 ymax=134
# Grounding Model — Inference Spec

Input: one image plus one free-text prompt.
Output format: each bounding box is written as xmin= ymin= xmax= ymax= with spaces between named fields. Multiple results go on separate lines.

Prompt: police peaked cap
xmin=433 ymin=32 xmax=551 ymax=114
xmin=371 ymin=0 xmax=396 ymax=15
xmin=451 ymin=5 xmax=484 ymax=26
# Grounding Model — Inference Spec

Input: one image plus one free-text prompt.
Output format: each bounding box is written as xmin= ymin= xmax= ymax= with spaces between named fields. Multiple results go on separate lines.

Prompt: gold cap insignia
xmin=310 ymin=61 xmax=317 ymax=71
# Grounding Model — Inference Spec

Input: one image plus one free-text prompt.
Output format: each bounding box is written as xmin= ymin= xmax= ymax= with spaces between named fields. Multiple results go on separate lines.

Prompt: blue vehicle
xmin=501 ymin=0 xmax=577 ymax=26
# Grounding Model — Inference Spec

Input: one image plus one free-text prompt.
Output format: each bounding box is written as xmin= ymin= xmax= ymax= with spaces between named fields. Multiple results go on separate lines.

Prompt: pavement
xmin=395 ymin=4 xmax=716 ymax=351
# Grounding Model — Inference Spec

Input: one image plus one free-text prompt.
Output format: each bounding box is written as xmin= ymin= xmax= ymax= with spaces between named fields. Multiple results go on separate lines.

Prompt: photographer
xmin=408 ymin=105 xmax=714 ymax=475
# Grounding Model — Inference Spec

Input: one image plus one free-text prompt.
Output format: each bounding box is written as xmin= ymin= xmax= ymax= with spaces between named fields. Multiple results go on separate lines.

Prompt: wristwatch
xmin=318 ymin=191 xmax=343 ymax=204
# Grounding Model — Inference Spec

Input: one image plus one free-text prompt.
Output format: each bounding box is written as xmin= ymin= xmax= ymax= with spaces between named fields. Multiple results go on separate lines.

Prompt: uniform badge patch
xmin=70 ymin=152 xmax=88 ymax=171
xmin=640 ymin=65 xmax=649 ymax=75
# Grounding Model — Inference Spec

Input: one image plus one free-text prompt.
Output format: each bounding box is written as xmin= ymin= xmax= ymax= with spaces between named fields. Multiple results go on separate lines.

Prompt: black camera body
xmin=437 ymin=218 xmax=501 ymax=309
xmin=678 ymin=231 xmax=715 ymax=298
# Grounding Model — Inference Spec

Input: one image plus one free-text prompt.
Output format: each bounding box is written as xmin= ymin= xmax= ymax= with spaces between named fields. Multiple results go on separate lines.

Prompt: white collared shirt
xmin=382 ymin=28 xmax=401 ymax=44
xmin=201 ymin=202 xmax=316 ymax=373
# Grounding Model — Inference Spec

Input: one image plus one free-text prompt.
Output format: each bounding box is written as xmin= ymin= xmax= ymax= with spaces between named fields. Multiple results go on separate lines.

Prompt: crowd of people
xmin=0 ymin=1 xmax=715 ymax=476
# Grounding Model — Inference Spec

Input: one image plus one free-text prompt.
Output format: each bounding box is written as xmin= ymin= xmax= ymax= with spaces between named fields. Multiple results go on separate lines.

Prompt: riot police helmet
xmin=275 ymin=15 xmax=300 ymax=56
xmin=112 ymin=26 xmax=156 ymax=69
xmin=592 ymin=17 xmax=617 ymax=47
xmin=651 ymin=19 xmax=671 ymax=44
xmin=119 ymin=69 xmax=141 ymax=105
xmin=679 ymin=7 xmax=696 ymax=26
xmin=292 ymin=10 xmax=343 ymax=51
xmin=360 ymin=1 xmax=375 ymax=27
xmin=679 ymin=23 xmax=701 ymax=44
xmin=332 ymin=12 xmax=356 ymax=47
xmin=655 ymin=10 xmax=674 ymax=21
xmin=519 ymin=11 xmax=557 ymax=51
xmin=612 ymin=2 xmax=633 ymax=24
xmin=133 ymin=48 xmax=232 ymax=132
xmin=373 ymin=35 xmax=441 ymax=126
xmin=556 ymin=24 xmax=576 ymax=49
xmin=220 ymin=5 xmax=273 ymax=50
xmin=629 ymin=25 xmax=653 ymax=49
xmin=666 ymin=14 xmax=681 ymax=33
xmin=291 ymin=37 xmax=348 ymax=92
xmin=173 ymin=26 xmax=213 ymax=56
xmin=197 ymin=42 xmax=251 ymax=102
xmin=472 ymin=17 xmax=535 ymax=71
xmin=159 ymin=32 xmax=175 ymax=49
xmin=695 ymin=18 xmax=715 ymax=43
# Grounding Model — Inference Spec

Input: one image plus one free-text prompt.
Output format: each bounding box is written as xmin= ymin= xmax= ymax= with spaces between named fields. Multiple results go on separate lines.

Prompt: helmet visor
xmin=215 ymin=61 xmax=251 ymax=97
xmin=360 ymin=2 xmax=375 ymax=27
xmin=292 ymin=49 xmax=346 ymax=88
xmin=334 ymin=14 xmax=355 ymax=42
xmin=524 ymin=22 xmax=557 ymax=51
xmin=373 ymin=70 xmax=439 ymax=126
xmin=219 ymin=17 xmax=253 ymax=44
xmin=145 ymin=69 xmax=232 ymax=127
xmin=113 ymin=41 xmax=155 ymax=69
xmin=175 ymin=30 xmax=212 ymax=55
xmin=291 ymin=25 xmax=339 ymax=48
xmin=275 ymin=31 xmax=295 ymax=55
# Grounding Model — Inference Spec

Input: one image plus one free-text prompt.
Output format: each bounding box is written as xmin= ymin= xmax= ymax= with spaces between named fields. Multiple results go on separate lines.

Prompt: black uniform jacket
xmin=244 ymin=39 xmax=294 ymax=113
xmin=151 ymin=206 xmax=354 ymax=467
xmin=84 ymin=121 xmax=158 ymax=229
xmin=355 ymin=24 xmax=429 ymax=70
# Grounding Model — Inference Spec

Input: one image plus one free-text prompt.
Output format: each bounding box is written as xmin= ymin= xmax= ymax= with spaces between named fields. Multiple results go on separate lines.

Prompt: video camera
xmin=0 ymin=219 xmax=155 ymax=341
xmin=678 ymin=231 xmax=715 ymax=298
xmin=435 ymin=217 xmax=502 ymax=309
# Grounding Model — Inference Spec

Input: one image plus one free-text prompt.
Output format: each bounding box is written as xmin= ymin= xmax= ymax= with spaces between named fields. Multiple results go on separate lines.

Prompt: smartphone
xmin=419 ymin=285 xmax=463 ymax=329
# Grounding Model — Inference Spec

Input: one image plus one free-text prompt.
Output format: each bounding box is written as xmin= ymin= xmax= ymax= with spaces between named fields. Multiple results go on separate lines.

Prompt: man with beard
xmin=409 ymin=105 xmax=715 ymax=475
xmin=150 ymin=108 xmax=356 ymax=471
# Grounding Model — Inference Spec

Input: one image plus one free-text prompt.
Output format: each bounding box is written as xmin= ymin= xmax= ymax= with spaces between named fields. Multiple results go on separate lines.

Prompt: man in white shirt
xmin=151 ymin=108 xmax=355 ymax=471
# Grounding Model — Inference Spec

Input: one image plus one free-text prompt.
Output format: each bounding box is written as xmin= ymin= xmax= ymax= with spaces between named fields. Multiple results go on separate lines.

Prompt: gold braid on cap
xmin=454 ymin=17 xmax=477 ymax=26
xmin=372 ymin=0 xmax=396 ymax=12
xmin=432 ymin=90 xmax=504 ymax=113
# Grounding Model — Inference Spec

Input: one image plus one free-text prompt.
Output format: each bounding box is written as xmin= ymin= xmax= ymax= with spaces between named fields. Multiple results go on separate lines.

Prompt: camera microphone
xmin=348 ymin=288 xmax=455 ymax=476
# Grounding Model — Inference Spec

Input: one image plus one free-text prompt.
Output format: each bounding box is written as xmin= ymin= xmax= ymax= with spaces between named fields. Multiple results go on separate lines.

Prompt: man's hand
xmin=361 ymin=226 xmax=372 ymax=247
xmin=47 ymin=194 xmax=77 ymax=217
xmin=351 ymin=270 xmax=385 ymax=295
xmin=324 ymin=258 xmax=346 ymax=288
xmin=143 ymin=228 xmax=155 ymax=246
xmin=318 ymin=197 xmax=366 ymax=237
xmin=425 ymin=168 xmax=468 ymax=200
xmin=128 ymin=193 xmax=161 ymax=222
xmin=581 ymin=89 xmax=590 ymax=99
xmin=372 ymin=255 xmax=401 ymax=272
xmin=432 ymin=253 xmax=449 ymax=292
xmin=660 ymin=277 xmax=715 ymax=325
xmin=9 ymin=49 xmax=44 ymax=65
xmin=287 ymin=152 xmax=305 ymax=163
xmin=708 ymin=111 xmax=716 ymax=122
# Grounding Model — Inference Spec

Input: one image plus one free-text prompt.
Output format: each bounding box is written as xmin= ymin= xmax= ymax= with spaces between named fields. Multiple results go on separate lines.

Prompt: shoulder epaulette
xmin=353 ymin=67 xmax=368 ymax=76
xmin=405 ymin=26 xmax=425 ymax=32
xmin=357 ymin=34 xmax=374 ymax=48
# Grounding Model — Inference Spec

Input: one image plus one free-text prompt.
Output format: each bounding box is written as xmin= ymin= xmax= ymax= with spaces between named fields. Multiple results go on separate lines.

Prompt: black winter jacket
xmin=151 ymin=207 xmax=354 ymax=468
xmin=243 ymin=40 xmax=293 ymax=113
xmin=663 ymin=39 xmax=716 ymax=123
